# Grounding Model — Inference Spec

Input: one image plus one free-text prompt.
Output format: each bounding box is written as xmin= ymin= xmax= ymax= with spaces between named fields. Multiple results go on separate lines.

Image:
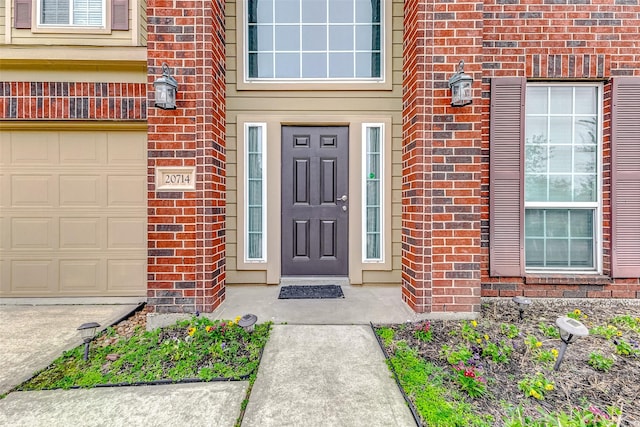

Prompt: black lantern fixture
xmin=448 ymin=60 xmax=473 ymax=107
xmin=153 ymin=63 xmax=178 ymax=110
xmin=77 ymin=321 xmax=100 ymax=361
xmin=553 ymin=316 xmax=589 ymax=371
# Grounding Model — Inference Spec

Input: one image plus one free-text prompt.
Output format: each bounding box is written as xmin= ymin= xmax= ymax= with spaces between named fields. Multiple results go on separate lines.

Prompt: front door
xmin=281 ymin=126 xmax=349 ymax=276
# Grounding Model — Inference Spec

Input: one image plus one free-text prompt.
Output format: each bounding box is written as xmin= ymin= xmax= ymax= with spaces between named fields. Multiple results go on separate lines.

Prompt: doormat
xmin=278 ymin=285 xmax=344 ymax=300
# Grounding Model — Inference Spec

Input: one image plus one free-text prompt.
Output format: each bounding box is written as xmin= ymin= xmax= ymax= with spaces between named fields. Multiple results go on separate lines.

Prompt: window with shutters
xmin=13 ymin=0 xmax=128 ymax=31
xmin=488 ymin=78 xmax=632 ymax=278
xmin=38 ymin=0 xmax=105 ymax=27
xmin=524 ymin=84 xmax=602 ymax=272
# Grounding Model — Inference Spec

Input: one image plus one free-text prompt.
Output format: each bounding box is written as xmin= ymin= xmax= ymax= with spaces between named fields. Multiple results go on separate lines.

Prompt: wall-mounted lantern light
xmin=153 ymin=63 xmax=178 ymax=110
xmin=448 ymin=60 xmax=473 ymax=107
xmin=553 ymin=316 xmax=589 ymax=371
xmin=77 ymin=321 xmax=100 ymax=361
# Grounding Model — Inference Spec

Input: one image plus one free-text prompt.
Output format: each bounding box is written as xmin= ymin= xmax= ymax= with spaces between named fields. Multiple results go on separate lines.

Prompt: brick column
xmin=402 ymin=0 xmax=433 ymax=313
xmin=402 ymin=0 xmax=482 ymax=315
xmin=147 ymin=0 xmax=226 ymax=313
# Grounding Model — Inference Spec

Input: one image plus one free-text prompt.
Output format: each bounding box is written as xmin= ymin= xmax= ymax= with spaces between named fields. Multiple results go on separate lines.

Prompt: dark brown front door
xmin=281 ymin=126 xmax=349 ymax=276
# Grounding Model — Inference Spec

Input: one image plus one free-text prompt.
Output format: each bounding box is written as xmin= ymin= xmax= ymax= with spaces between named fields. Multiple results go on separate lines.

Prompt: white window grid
xmin=524 ymin=83 xmax=603 ymax=273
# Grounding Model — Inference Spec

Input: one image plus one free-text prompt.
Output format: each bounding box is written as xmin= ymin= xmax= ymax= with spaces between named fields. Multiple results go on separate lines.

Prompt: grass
xmin=18 ymin=315 xmax=271 ymax=391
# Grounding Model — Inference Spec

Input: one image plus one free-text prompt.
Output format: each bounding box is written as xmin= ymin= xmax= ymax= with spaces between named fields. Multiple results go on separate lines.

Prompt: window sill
xmin=524 ymin=275 xmax=612 ymax=285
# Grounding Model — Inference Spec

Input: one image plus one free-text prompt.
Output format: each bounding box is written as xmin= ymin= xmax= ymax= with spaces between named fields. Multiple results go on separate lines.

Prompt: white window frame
xmin=244 ymin=123 xmax=267 ymax=263
xmin=362 ymin=123 xmax=384 ymax=263
xmin=242 ymin=0 xmax=385 ymax=84
xmin=524 ymin=83 xmax=603 ymax=274
xmin=36 ymin=0 xmax=107 ymax=28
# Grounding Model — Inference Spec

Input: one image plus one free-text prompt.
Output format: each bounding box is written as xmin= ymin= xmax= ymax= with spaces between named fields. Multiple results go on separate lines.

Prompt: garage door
xmin=0 ymin=130 xmax=147 ymax=297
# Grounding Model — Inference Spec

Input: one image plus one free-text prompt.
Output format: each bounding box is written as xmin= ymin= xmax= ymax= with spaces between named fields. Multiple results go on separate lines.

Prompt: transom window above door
xmin=246 ymin=0 xmax=382 ymax=81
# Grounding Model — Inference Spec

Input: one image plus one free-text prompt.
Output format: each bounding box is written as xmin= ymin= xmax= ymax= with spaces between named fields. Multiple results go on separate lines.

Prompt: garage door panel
xmin=108 ymin=259 xmax=145 ymax=292
xmin=1 ymin=130 xmax=146 ymax=297
xmin=11 ymin=218 xmax=55 ymax=249
xmin=60 ymin=260 xmax=102 ymax=292
xmin=60 ymin=175 xmax=102 ymax=206
xmin=11 ymin=175 xmax=55 ymax=207
xmin=108 ymin=218 xmax=146 ymax=248
xmin=11 ymin=260 xmax=56 ymax=293
xmin=108 ymin=176 xmax=146 ymax=206
xmin=107 ymin=133 xmax=146 ymax=164
xmin=60 ymin=218 xmax=101 ymax=249
xmin=10 ymin=133 xmax=58 ymax=164
xmin=59 ymin=133 xmax=106 ymax=165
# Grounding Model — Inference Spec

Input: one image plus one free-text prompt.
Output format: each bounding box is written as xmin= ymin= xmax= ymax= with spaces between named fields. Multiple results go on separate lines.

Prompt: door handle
xmin=337 ymin=195 xmax=348 ymax=202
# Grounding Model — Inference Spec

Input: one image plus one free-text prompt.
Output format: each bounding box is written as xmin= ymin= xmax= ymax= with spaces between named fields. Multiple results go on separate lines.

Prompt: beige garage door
xmin=0 ymin=129 xmax=147 ymax=297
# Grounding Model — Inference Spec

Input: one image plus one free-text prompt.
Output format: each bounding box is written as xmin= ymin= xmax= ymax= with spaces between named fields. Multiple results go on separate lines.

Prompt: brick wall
xmin=402 ymin=0 xmax=484 ymax=314
xmin=479 ymin=0 xmax=640 ymax=299
xmin=146 ymin=0 xmax=226 ymax=313
xmin=0 ymin=82 xmax=146 ymax=120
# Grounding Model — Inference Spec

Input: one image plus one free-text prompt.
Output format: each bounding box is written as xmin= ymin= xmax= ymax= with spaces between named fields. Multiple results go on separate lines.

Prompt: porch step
xmin=279 ymin=277 xmax=350 ymax=287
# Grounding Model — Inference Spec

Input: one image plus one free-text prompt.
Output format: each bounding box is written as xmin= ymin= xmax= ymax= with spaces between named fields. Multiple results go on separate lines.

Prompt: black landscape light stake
xmin=238 ymin=314 xmax=257 ymax=332
xmin=78 ymin=322 xmax=100 ymax=361
xmin=512 ymin=296 xmax=532 ymax=321
xmin=554 ymin=316 xmax=589 ymax=371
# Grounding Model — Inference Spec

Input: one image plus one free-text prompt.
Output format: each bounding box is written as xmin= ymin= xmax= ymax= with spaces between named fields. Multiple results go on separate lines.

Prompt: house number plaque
xmin=156 ymin=167 xmax=196 ymax=191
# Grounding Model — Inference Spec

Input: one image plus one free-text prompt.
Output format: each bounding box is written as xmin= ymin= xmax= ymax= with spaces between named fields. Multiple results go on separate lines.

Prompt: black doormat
xmin=278 ymin=285 xmax=344 ymax=300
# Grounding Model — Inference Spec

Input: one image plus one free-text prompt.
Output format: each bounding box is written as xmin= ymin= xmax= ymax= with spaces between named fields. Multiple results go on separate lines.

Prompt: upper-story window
xmin=39 ymin=0 xmax=105 ymax=27
xmin=246 ymin=0 xmax=382 ymax=81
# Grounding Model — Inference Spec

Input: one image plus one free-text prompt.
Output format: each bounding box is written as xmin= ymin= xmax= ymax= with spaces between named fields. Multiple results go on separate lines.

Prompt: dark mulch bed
xmin=375 ymin=299 xmax=640 ymax=426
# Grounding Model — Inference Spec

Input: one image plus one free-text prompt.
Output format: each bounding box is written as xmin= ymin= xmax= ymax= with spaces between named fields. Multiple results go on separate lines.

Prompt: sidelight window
xmin=363 ymin=124 xmax=383 ymax=262
xmin=245 ymin=123 xmax=267 ymax=261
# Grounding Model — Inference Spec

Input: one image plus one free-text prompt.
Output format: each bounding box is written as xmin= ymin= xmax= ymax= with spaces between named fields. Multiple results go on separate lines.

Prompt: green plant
xmin=538 ymin=322 xmax=560 ymax=339
xmin=525 ymin=335 xmax=543 ymax=351
xmin=388 ymin=344 xmax=492 ymax=427
xmin=589 ymin=324 xmax=620 ymax=340
xmin=540 ymin=405 xmax=620 ymax=427
xmin=414 ymin=321 xmax=433 ymax=342
xmin=500 ymin=323 xmax=520 ymax=339
xmin=451 ymin=361 xmax=487 ymax=398
xmin=535 ymin=349 xmax=558 ymax=365
xmin=611 ymin=315 xmax=640 ymax=333
xmin=613 ymin=338 xmax=640 ymax=357
xmin=460 ymin=320 xmax=483 ymax=344
xmin=376 ymin=327 xmax=395 ymax=347
xmin=518 ymin=372 xmax=555 ymax=400
xmin=482 ymin=340 xmax=513 ymax=364
xmin=440 ymin=344 xmax=474 ymax=365
xmin=588 ymin=352 xmax=614 ymax=372
xmin=567 ymin=309 xmax=588 ymax=321
xmin=503 ymin=404 xmax=620 ymax=427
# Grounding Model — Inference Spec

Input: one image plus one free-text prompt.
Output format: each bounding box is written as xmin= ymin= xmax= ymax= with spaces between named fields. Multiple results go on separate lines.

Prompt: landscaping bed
xmin=374 ymin=299 xmax=640 ymax=426
xmin=18 ymin=308 xmax=271 ymax=390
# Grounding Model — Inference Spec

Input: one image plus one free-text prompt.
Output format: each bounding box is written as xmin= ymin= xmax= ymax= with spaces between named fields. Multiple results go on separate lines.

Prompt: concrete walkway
xmin=243 ymin=325 xmax=416 ymax=427
xmin=0 ymin=289 xmax=419 ymax=426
